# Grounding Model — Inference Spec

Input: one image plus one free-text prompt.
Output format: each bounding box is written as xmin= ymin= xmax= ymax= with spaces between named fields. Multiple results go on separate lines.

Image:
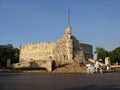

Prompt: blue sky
xmin=0 ymin=0 xmax=120 ymax=53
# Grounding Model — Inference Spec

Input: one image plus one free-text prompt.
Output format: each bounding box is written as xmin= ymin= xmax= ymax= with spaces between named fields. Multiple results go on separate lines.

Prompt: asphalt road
xmin=0 ymin=72 xmax=120 ymax=90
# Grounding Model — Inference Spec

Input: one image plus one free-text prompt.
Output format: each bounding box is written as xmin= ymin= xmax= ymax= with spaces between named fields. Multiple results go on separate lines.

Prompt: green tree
xmin=0 ymin=44 xmax=19 ymax=66
xmin=94 ymin=47 xmax=109 ymax=63
xmin=94 ymin=47 xmax=120 ymax=63
xmin=110 ymin=47 xmax=120 ymax=63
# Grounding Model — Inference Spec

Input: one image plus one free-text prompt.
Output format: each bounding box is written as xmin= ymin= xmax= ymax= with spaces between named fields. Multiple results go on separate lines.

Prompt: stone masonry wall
xmin=80 ymin=43 xmax=93 ymax=60
xmin=72 ymin=36 xmax=85 ymax=61
xmin=20 ymin=42 xmax=56 ymax=62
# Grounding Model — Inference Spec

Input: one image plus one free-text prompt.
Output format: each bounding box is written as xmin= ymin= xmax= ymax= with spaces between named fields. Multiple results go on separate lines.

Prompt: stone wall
xmin=53 ymin=26 xmax=85 ymax=63
xmin=53 ymin=33 xmax=73 ymax=62
xmin=20 ymin=42 xmax=56 ymax=62
xmin=12 ymin=60 xmax=52 ymax=71
xmin=72 ymin=36 xmax=84 ymax=61
xmin=80 ymin=43 xmax=93 ymax=60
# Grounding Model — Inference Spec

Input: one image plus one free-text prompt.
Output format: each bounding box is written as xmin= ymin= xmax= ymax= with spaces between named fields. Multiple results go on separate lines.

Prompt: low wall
xmin=12 ymin=60 xmax=52 ymax=71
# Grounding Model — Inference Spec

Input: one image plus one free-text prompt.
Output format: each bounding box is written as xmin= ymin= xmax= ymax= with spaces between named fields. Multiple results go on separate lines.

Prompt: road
xmin=0 ymin=72 xmax=120 ymax=90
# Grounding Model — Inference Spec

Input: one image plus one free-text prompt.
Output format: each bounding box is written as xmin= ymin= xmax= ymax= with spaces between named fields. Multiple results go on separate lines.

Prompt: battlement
xmin=20 ymin=42 xmax=56 ymax=49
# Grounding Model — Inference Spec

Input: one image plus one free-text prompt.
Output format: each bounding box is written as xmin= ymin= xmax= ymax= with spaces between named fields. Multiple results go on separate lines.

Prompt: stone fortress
xmin=20 ymin=26 xmax=93 ymax=63
xmin=13 ymin=13 xmax=93 ymax=71
xmin=13 ymin=25 xmax=93 ymax=71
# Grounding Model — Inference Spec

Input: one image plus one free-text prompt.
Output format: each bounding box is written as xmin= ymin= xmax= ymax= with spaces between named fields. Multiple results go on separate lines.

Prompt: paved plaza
xmin=0 ymin=72 xmax=120 ymax=90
